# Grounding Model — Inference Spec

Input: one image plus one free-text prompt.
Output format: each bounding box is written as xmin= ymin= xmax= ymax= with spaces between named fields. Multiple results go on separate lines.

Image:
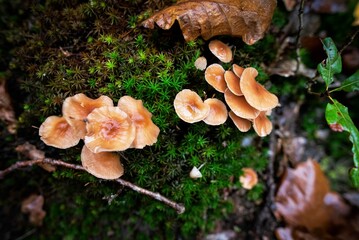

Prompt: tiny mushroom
xmin=190 ymin=163 xmax=205 ymax=179
xmin=240 ymin=67 xmax=279 ymax=111
xmin=174 ymin=89 xmax=210 ymax=123
xmin=62 ymin=93 xmax=114 ymax=138
xmin=84 ymin=106 xmax=136 ymax=153
xmin=189 ymin=166 xmax=203 ymax=179
xmin=39 ymin=116 xmax=80 ymax=149
xmin=194 ymin=56 xmax=207 ymax=71
xmin=204 ymin=63 xmax=227 ymax=93
xmin=117 ymin=96 xmax=160 ymax=149
xmin=224 ymin=88 xmax=260 ymax=119
xmin=224 ymin=70 xmax=243 ymax=96
xmin=229 ymin=111 xmax=252 ymax=132
xmin=253 ymin=111 xmax=273 ymax=137
xmin=239 ymin=168 xmax=258 ymax=190
xmin=81 ymin=145 xmax=124 ymax=180
xmin=203 ymin=98 xmax=228 ymax=125
xmin=208 ymin=40 xmax=233 ymax=63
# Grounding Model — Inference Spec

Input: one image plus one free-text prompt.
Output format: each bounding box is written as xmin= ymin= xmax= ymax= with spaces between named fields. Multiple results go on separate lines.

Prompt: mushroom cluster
xmin=39 ymin=93 xmax=160 ymax=179
xmin=192 ymin=40 xmax=279 ymax=137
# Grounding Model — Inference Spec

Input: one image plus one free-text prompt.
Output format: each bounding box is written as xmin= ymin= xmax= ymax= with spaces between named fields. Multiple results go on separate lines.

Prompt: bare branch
xmin=339 ymin=29 xmax=359 ymax=55
xmin=115 ymin=179 xmax=185 ymax=214
xmin=0 ymin=157 xmax=185 ymax=214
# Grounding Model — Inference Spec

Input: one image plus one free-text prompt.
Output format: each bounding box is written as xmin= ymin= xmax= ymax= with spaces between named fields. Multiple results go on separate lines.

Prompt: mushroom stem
xmin=197 ymin=162 xmax=206 ymax=170
xmin=1 ymin=144 xmax=186 ymax=214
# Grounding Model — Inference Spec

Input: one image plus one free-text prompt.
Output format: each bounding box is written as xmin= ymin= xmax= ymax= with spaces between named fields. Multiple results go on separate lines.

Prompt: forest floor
xmin=1 ymin=0 xmax=359 ymax=239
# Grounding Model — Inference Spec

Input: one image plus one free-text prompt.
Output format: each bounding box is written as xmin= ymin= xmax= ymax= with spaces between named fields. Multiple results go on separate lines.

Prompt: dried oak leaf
xmin=142 ymin=0 xmax=277 ymax=45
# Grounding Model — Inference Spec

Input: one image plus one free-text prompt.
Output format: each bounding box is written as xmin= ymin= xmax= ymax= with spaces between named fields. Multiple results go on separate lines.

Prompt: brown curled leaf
xmin=142 ymin=0 xmax=277 ymax=45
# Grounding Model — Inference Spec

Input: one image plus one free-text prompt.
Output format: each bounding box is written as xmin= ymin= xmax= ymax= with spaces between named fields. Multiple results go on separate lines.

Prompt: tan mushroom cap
xmin=208 ymin=40 xmax=233 ymax=63
xmin=62 ymin=93 xmax=114 ymax=138
xmin=239 ymin=168 xmax=258 ymax=190
xmin=253 ymin=112 xmax=273 ymax=137
xmin=174 ymin=89 xmax=210 ymax=123
xmin=117 ymin=96 xmax=160 ymax=149
xmin=224 ymin=70 xmax=243 ymax=96
xmin=229 ymin=111 xmax=251 ymax=132
xmin=203 ymin=98 xmax=228 ymax=125
xmin=194 ymin=56 xmax=207 ymax=71
xmin=232 ymin=64 xmax=244 ymax=78
xmin=39 ymin=116 xmax=80 ymax=149
xmin=81 ymin=145 xmax=124 ymax=180
xmin=204 ymin=63 xmax=227 ymax=93
xmin=240 ymin=67 xmax=279 ymax=111
xmin=84 ymin=106 xmax=135 ymax=153
xmin=224 ymin=88 xmax=260 ymax=119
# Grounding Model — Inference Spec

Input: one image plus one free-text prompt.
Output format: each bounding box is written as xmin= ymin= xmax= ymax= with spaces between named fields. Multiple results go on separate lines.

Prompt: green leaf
xmin=325 ymin=100 xmax=359 ymax=183
xmin=317 ymin=38 xmax=342 ymax=88
xmin=349 ymin=168 xmax=359 ymax=188
xmin=339 ymin=70 xmax=359 ymax=92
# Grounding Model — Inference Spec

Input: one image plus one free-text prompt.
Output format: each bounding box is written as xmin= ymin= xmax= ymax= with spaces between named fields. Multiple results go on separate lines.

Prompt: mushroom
xmin=189 ymin=163 xmax=205 ymax=179
xmin=240 ymin=67 xmax=278 ymax=111
xmin=189 ymin=166 xmax=203 ymax=179
xmin=117 ymin=96 xmax=160 ymax=149
xmin=224 ymin=70 xmax=243 ymax=96
xmin=239 ymin=168 xmax=258 ymax=190
xmin=224 ymin=88 xmax=260 ymax=119
xmin=84 ymin=106 xmax=135 ymax=153
xmin=229 ymin=111 xmax=252 ymax=132
xmin=62 ymin=93 xmax=114 ymax=138
xmin=208 ymin=40 xmax=233 ymax=63
xmin=232 ymin=64 xmax=244 ymax=78
xmin=203 ymin=98 xmax=228 ymax=125
xmin=39 ymin=116 xmax=80 ymax=149
xmin=81 ymin=145 xmax=124 ymax=180
xmin=253 ymin=111 xmax=273 ymax=137
xmin=204 ymin=63 xmax=227 ymax=93
xmin=173 ymin=89 xmax=210 ymax=123
xmin=194 ymin=56 xmax=207 ymax=71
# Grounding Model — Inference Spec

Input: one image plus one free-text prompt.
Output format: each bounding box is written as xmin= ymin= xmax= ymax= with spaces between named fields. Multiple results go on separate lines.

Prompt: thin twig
xmin=0 ymin=158 xmax=185 ymax=214
xmin=339 ymin=29 xmax=359 ymax=55
xmin=295 ymin=0 xmax=306 ymax=74
xmin=115 ymin=179 xmax=185 ymax=214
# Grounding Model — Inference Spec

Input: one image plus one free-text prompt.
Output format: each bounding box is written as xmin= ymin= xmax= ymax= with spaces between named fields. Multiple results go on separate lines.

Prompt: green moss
xmin=3 ymin=0 xmax=272 ymax=238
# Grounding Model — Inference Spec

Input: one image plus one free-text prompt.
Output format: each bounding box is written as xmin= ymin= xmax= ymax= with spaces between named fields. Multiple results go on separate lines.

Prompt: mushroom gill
xmin=84 ymin=106 xmax=135 ymax=153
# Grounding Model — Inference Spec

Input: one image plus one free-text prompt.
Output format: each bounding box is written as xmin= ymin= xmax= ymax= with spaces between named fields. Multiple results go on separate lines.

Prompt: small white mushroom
xmin=189 ymin=163 xmax=205 ymax=179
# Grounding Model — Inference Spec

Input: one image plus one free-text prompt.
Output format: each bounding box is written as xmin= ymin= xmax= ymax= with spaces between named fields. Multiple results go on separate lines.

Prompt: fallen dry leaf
xmin=0 ymin=77 xmax=17 ymax=134
xmin=275 ymin=159 xmax=359 ymax=240
xmin=21 ymin=194 xmax=46 ymax=226
xmin=142 ymin=0 xmax=277 ymax=45
xmin=15 ymin=142 xmax=56 ymax=172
